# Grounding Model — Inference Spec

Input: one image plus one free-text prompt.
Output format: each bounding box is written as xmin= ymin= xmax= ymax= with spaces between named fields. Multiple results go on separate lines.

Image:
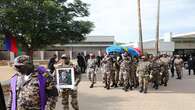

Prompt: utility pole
xmin=155 ymin=0 xmax=160 ymax=55
xmin=137 ymin=0 xmax=144 ymax=53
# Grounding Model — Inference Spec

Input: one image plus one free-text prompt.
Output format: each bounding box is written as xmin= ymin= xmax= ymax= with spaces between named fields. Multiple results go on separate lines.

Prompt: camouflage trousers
xmin=111 ymin=69 xmax=120 ymax=85
xmin=62 ymin=89 xmax=79 ymax=110
xmin=119 ymin=69 xmax=130 ymax=87
xmin=175 ymin=66 xmax=182 ymax=78
xmin=103 ymin=70 xmax=112 ymax=89
xmin=129 ymin=71 xmax=138 ymax=87
xmin=151 ymin=73 xmax=160 ymax=89
xmin=87 ymin=68 xmax=97 ymax=84
xmin=139 ymin=76 xmax=149 ymax=92
xmin=161 ymin=71 xmax=169 ymax=85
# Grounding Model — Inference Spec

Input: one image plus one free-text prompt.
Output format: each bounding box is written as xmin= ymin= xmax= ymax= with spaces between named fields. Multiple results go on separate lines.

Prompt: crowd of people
xmin=86 ymin=52 xmax=185 ymax=93
xmin=0 ymin=52 xmax=193 ymax=110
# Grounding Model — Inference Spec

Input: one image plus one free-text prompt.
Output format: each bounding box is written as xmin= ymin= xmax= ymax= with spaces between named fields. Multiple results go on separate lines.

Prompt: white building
xmin=171 ymin=32 xmax=195 ymax=55
xmin=121 ymin=36 xmax=175 ymax=55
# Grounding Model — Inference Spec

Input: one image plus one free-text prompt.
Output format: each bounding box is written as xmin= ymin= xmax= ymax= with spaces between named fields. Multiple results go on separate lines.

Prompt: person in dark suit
xmin=77 ymin=53 xmax=86 ymax=73
xmin=48 ymin=54 xmax=57 ymax=74
xmin=0 ymin=82 xmax=6 ymax=110
xmin=188 ymin=55 xmax=194 ymax=75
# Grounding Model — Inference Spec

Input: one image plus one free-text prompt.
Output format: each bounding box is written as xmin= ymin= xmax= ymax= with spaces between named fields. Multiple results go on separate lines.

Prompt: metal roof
xmin=172 ymin=32 xmax=195 ymax=39
xmin=83 ymin=36 xmax=115 ymax=42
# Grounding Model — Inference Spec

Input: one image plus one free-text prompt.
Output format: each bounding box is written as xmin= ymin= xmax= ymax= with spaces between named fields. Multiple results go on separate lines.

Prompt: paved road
xmin=55 ymin=69 xmax=195 ymax=110
xmin=2 ymin=68 xmax=195 ymax=110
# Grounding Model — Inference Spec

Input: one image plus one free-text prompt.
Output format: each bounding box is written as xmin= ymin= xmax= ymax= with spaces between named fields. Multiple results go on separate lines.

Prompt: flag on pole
xmin=4 ymin=34 xmax=18 ymax=55
xmin=4 ymin=35 xmax=11 ymax=51
xmin=10 ymin=37 xmax=18 ymax=54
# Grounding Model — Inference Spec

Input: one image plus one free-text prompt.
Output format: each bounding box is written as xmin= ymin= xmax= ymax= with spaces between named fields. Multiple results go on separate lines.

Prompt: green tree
xmin=0 ymin=0 xmax=94 ymax=56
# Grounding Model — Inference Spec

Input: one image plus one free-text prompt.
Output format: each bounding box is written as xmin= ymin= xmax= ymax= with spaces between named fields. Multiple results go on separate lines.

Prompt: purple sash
xmin=11 ymin=66 xmax=47 ymax=110
xmin=37 ymin=66 xmax=47 ymax=110
xmin=10 ymin=75 xmax=17 ymax=110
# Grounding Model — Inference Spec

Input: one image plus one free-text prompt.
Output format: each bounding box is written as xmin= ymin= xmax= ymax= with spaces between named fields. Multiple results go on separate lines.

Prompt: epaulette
xmin=42 ymin=72 xmax=50 ymax=78
xmin=32 ymin=72 xmax=38 ymax=77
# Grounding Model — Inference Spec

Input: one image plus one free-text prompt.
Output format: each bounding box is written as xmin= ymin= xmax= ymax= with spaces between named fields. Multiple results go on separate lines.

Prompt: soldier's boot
xmin=107 ymin=81 xmax=110 ymax=90
xmin=107 ymin=85 xmax=110 ymax=90
xmin=144 ymin=88 xmax=147 ymax=94
xmin=155 ymin=85 xmax=159 ymax=90
xmin=114 ymin=83 xmax=118 ymax=88
xmin=123 ymin=86 xmax=128 ymax=92
xmin=139 ymin=87 xmax=143 ymax=93
xmin=111 ymin=83 xmax=115 ymax=87
xmin=129 ymin=86 xmax=133 ymax=90
xmin=90 ymin=83 xmax=94 ymax=88
xmin=160 ymin=79 xmax=164 ymax=85
xmin=152 ymin=83 xmax=156 ymax=88
xmin=104 ymin=82 xmax=107 ymax=88
xmin=119 ymin=83 xmax=124 ymax=87
xmin=129 ymin=83 xmax=133 ymax=90
xmin=164 ymin=83 xmax=167 ymax=87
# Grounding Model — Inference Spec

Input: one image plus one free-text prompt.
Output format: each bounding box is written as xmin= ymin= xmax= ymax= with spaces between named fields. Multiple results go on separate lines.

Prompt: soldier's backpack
xmin=10 ymin=66 xmax=47 ymax=110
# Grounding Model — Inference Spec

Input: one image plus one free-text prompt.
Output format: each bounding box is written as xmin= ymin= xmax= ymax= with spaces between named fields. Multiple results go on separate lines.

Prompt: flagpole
xmin=155 ymin=0 xmax=160 ymax=55
xmin=137 ymin=0 xmax=144 ymax=54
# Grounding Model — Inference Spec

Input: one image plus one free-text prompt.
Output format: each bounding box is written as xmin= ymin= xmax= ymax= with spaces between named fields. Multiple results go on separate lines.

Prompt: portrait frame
xmin=56 ymin=67 xmax=75 ymax=89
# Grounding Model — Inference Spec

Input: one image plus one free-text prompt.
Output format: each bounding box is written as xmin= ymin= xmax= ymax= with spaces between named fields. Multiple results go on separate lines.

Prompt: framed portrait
xmin=56 ymin=68 xmax=75 ymax=89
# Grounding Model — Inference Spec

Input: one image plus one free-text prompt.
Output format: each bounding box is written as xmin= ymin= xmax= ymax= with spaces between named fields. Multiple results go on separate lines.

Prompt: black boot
xmin=107 ymin=86 xmax=110 ymax=90
xmin=119 ymin=83 xmax=124 ymax=87
xmin=144 ymin=88 xmax=147 ymax=94
xmin=90 ymin=84 xmax=94 ymax=88
xmin=111 ymin=83 xmax=115 ymax=87
xmin=139 ymin=87 xmax=143 ymax=93
xmin=114 ymin=83 xmax=118 ymax=88
xmin=155 ymin=85 xmax=159 ymax=90
xmin=123 ymin=86 xmax=128 ymax=92
xmin=129 ymin=86 xmax=133 ymax=90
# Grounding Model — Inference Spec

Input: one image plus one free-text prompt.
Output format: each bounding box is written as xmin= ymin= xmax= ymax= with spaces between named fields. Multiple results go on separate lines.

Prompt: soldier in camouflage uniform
xmin=174 ymin=55 xmax=183 ymax=79
xmin=136 ymin=56 xmax=150 ymax=93
xmin=129 ymin=58 xmax=138 ymax=89
xmin=149 ymin=56 xmax=161 ymax=90
xmin=110 ymin=54 xmax=120 ymax=88
xmin=55 ymin=54 xmax=81 ymax=110
xmin=159 ymin=54 xmax=170 ymax=86
xmin=101 ymin=54 xmax=113 ymax=90
xmin=87 ymin=53 xmax=98 ymax=88
xmin=8 ymin=55 xmax=58 ymax=110
xmin=119 ymin=52 xmax=131 ymax=91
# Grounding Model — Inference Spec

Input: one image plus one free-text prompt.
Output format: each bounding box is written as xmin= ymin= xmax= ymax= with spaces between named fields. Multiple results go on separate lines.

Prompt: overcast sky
xmin=81 ymin=0 xmax=195 ymax=43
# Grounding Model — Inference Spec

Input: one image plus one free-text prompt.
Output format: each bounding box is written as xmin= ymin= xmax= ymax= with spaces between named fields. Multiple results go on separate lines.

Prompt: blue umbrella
xmin=106 ymin=45 xmax=124 ymax=54
xmin=127 ymin=47 xmax=139 ymax=57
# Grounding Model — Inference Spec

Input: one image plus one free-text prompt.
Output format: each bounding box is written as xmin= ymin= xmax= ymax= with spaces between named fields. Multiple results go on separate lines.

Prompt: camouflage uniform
xmin=129 ymin=61 xmax=138 ymax=88
xmin=119 ymin=57 xmax=131 ymax=91
xmin=87 ymin=58 xmax=97 ymax=87
xmin=136 ymin=60 xmax=150 ymax=93
xmin=149 ymin=59 xmax=161 ymax=90
xmin=159 ymin=56 xmax=170 ymax=86
xmin=7 ymin=72 xmax=58 ymax=110
xmin=55 ymin=60 xmax=81 ymax=110
xmin=111 ymin=57 xmax=120 ymax=87
xmin=174 ymin=58 xmax=183 ymax=79
xmin=101 ymin=55 xmax=113 ymax=89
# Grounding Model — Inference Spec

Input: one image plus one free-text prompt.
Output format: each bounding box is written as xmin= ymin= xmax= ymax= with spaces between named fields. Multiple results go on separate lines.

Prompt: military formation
xmin=6 ymin=53 xmax=184 ymax=110
xmin=86 ymin=53 xmax=184 ymax=94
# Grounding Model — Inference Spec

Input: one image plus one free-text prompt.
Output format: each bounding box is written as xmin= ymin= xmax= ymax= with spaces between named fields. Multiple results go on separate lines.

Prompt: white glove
xmin=72 ymin=86 xmax=77 ymax=90
xmin=149 ymin=74 xmax=153 ymax=79
xmin=160 ymin=72 xmax=163 ymax=75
